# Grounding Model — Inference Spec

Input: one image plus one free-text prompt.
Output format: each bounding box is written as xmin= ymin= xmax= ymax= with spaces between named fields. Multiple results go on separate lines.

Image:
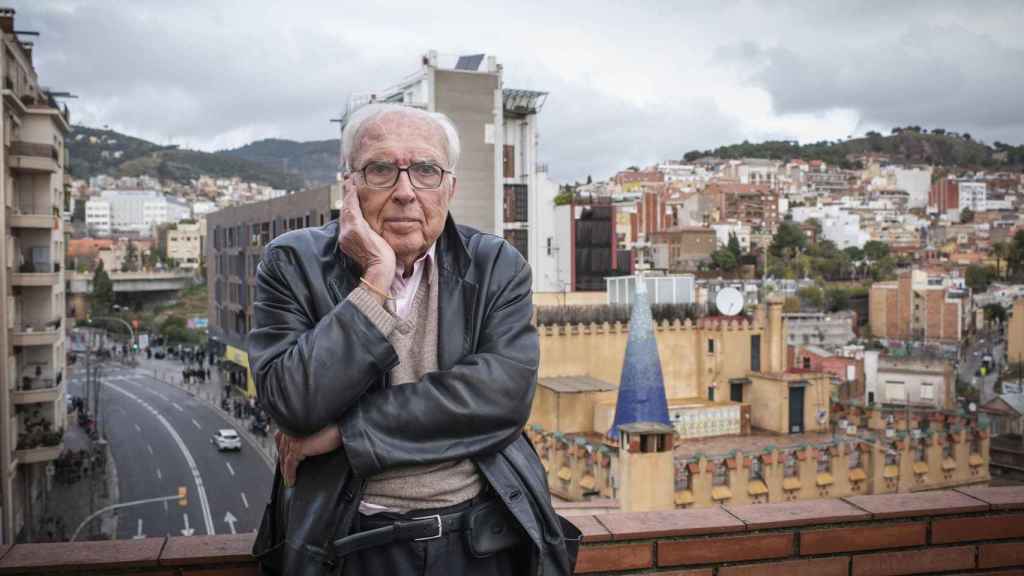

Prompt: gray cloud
xmin=11 ymin=0 xmax=1024 ymax=183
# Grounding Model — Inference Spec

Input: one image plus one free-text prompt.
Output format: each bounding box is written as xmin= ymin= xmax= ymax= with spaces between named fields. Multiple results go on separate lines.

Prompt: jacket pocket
xmin=557 ymin=514 xmax=582 ymax=572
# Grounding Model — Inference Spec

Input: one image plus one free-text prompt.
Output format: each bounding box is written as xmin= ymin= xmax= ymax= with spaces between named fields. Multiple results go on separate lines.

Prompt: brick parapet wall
xmin=1 ymin=488 xmax=1023 ymax=575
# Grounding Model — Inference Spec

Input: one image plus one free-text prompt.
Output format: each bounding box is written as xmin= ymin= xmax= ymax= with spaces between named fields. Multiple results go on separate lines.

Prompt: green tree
xmin=992 ymin=241 xmax=1009 ymax=280
xmin=843 ymin=246 xmax=864 ymax=262
xmin=863 ymin=240 xmax=890 ymax=261
xmin=91 ymin=260 xmax=113 ymax=313
xmin=983 ymin=303 xmax=1007 ymax=325
xmin=727 ymin=233 xmax=742 ymax=259
xmin=964 ymin=264 xmax=996 ymax=293
xmin=769 ymin=222 xmax=807 ymax=259
xmin=797 ymin=286 xmax=825 ymax=310
xmin=825 ymin=287 xmax=851 ymax=312
xmin=121 ymin=240 xmax=139 ymax=272
xmin=960 ymin=207 xmax=974 ymax=224
xmin=711 ymin=248 xmax=738 ymax=271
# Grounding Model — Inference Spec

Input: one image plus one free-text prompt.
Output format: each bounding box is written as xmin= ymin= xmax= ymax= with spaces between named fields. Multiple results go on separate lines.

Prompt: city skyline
xmin=11 ymin=0 xmax=1024 ymax=182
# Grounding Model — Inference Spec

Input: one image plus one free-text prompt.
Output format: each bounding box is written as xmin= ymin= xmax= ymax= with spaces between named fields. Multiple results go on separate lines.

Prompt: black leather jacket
xmin=247 ymin=216 xmax=580 ymax=575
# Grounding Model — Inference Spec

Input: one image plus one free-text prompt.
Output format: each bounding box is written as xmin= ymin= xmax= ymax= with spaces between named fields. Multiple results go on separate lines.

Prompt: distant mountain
xmin=684 ymin=128 xmax=1024 ymax=169
xmin=219 ymin=138 xmax=340 ymax=187
xmin=67 ymin=125 xmax=305 ymax=190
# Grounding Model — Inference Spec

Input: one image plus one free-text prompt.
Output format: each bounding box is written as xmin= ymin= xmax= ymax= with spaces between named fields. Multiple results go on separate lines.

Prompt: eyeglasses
xmin=358 ymin=161 xmax=452 ymax=190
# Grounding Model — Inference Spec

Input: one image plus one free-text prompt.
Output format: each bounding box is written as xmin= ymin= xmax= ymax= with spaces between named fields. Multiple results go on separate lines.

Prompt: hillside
xmin=219 ymin=138 xmax=339 ymax=187
xmin=684 ymin=128 xmax=1024 ymax=169
xmin=68 ymin=125 xmax=305 ymax=190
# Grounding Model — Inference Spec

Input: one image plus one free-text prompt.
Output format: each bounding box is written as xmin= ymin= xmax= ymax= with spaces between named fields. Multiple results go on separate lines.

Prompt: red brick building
xmin=869 ymin=270 xmax=965 ymax=343
xmin=929 ymin=178 xmax=959 ymax=214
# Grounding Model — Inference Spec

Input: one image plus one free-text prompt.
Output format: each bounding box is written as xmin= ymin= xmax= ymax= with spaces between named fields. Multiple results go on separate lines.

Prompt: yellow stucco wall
xmin=619 ymin=450 xmax=675 ymax=512
xmin=1010 ymin=299 xmax=1024 ymax=367
xmin=747 ymin=373 xmax=832 ymax=434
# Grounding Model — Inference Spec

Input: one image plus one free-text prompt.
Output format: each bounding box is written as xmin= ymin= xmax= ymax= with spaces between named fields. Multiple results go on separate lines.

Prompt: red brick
xmin=979 ymin=541 xmax=1024 ymax=569
xmin=596 ymin=507 xmax=744 ymax=540
xmin=633 ymin=570 xmax=713 ymax=576
xmin=801 ymin=521 xmax=926 ymax=555
xmin=567 ymin=514 xmax=611 ymax=543
xmin=844 ymin=490 xmax=987 ymax=519
xmin=851 ymin=546 xmax=976 ymax=576
xmin=0 ymin=538 xmax=166 ymax=573
xmin=957 ymin=486 xmax=1024 ymax=510
xmin=719 ymin=556 xmax=849 ymax=576
xmin=933 ymin=513 xmax=1024 ymax=543
xmin=0 ymin=548 xmax=7 ymax=564
xmin=657 ymin=533 xmax=793 ymax=567
xmin=160 ymin=534 xmax=255 ymax=566
xmin=725 ymin=498 xmax=869 ymax=529
xmin=575 ymin=543 xmax=653 ymax=574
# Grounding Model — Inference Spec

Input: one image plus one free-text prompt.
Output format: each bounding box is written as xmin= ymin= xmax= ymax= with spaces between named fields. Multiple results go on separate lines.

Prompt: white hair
xmin=341 ymin=103 xmax=461 ymax=173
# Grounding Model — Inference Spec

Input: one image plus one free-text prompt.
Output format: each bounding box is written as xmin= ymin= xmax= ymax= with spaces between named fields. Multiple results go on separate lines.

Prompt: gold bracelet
xmin=360 ymin=276 xmax=395 ymax=301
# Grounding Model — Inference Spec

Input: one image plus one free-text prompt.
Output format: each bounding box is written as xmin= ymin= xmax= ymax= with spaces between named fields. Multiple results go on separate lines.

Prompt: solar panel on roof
xmin=454 ymin=54 xmax=485 ymax=71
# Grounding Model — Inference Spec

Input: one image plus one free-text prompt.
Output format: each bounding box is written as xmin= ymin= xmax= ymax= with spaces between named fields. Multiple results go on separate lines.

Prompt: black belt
xmin=331 ymin=505 xmax=473 ymax=559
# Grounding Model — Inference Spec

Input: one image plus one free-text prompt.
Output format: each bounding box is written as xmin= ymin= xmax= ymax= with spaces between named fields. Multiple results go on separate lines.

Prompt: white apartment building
xmin=958 ymin=181 xmax=988 ymax=213
xmin=0 ymin=7 xmax=70 ymax=543
xmin=85 ymin=190 xmax=190 ymax=236
xmin=790 ymin=205 xmax=870 ymax=249
xmin=84 ymin=197 xmax=111 ymax=235
xmin=890 ymin=166 xmax=933 ymax=209
xmin=710 ymin=222 xmax=751 ymax=252
xmin=339 ymin=51 xmax=559 ymax=292
xmin=166 ymin=221 xmax=205 ymax=270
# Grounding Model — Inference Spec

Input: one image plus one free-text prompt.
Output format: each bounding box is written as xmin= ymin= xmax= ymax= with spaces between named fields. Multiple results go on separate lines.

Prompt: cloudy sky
xmin=13 ymin=0 xmax=1024 ymax=182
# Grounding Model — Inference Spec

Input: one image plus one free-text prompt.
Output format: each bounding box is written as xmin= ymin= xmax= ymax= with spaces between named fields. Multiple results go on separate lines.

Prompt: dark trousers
xmin=341 ymin=496 xmax=526 ymax=576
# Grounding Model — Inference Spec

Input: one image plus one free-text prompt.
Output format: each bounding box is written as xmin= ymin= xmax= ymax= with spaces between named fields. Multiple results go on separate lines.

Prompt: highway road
xmin=68 ymin=364 xmax=273 ymax=539
xmin=958 ymin=326 xmax=1008 ymax=404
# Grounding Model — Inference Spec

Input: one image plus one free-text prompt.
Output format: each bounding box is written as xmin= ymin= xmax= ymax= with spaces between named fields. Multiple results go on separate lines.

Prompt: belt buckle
xmin=412 ymin=513 xmax=442 ymax=541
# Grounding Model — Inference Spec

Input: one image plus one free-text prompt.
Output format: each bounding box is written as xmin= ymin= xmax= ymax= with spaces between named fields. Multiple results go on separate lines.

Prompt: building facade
xmin=206 ymin=185 xmax=339 ymax=397
xmin=84 ymin=190 xmax=189 ymax=237
xmin=1010 ymin=299 xmax=1024 ymax=369
xmin=338 ymin=51 xmax=559 ymax=292
xmin=0 ymin=7 xmax=70 ymax=543
xmin=166 ymin=221 xmax=205 ymax=270
xmin=869 ymin=270 xmax=966 ymax=343
xmin=648 ymin=227 xmax=717 ymax=272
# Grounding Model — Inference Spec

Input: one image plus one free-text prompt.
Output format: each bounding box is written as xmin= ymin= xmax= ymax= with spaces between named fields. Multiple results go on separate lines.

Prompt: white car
xmin=212 ymin=429 xmax=241 ymax=451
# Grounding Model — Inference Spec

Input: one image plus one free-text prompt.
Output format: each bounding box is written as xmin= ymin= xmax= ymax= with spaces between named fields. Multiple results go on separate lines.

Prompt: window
xmin=920 ymin=383 xmax=935 ymax=401
xmin=802 ymin=356 xmax=812 ymax=369
xmin=849 ymin=446 xmax=861 ymax=469
xmin=886 ymin=381 xmax=906 ymax=402
xmin=750 ymin=335 xmax=761 ymax=371
xmin=749 ymin=456 xmax=763 ymax=481
xmin=885 ymin=443 xmax=899 ymax=466
xmin=675 ymin=464 xmax=691 ymax=491
xmin=712 ymin=460 xmax=728 ymax=486
xmin=707 ymin=339 xmax=715 ymax=354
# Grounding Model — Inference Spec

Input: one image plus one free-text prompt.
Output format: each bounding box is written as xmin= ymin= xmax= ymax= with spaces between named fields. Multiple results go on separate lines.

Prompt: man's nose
xmin=392 ymin=171 xmax=417 ymax=203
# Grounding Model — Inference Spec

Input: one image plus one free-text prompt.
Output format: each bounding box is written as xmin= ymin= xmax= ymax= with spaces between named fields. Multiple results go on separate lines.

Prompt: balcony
xmin=8 ymin=141 xmax=60 ymax=174
xmin=0 ymin=488 xmax=1023 ymax=573
xmin=11 ymin=262 xmax=61 ymax=287
xmin=10 ymin=205 xmax=60 ymax=230
xmin=12 ymin=373 xmax=63 ymax=405
xmin=15 ymin=424 xmax=64 ymax=464
xmin=11 ymin=318 xmax=62 ymax=347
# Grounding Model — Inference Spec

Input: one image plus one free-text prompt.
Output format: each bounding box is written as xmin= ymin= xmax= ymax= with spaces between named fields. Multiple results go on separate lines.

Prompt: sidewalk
xmin=140 ymin=358 xmax=277 ymax=470
xmin=40 ymin=418 xmax=119 ymax=541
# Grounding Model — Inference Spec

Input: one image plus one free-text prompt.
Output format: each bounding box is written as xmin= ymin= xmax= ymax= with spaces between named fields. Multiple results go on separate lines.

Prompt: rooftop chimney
xmin=0 ymin=7 xmax=13 ymax=34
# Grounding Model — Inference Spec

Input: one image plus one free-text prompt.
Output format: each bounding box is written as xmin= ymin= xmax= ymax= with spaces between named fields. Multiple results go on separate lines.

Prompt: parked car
xmin=211 ymin=429 xmax=241 ymax=451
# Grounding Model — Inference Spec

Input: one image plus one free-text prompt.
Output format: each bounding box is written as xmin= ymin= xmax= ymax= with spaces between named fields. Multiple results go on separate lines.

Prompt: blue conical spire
xmin=608 ymin=276 xmax=672 ymax=439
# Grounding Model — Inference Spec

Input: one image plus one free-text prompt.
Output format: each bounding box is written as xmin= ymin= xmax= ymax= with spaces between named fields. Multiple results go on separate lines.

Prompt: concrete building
xmin=870 ymin=356 xmax=955 ymax=411
xmin=869 ymin=270 xmax=967 ymax=343
xmin=166 ymin=221 xmax=205 ymax=270
xmin=648 ymin=227 xmax=717 ymax=272
xmin=890 ymin=166 xmax=933 ymax=209
xmin=84 ymin=190 xmax=190 ymax=236
xmin=206 ymin=185 xmax=340 ymax=398
xmin=1010 ymin=299 xmax=1024 ymax=369
xmin=929 ymin=177 xmax=960 ymax=217
xmin=958 ymin=181 xmax=988 ymax=213
xmin=784 ymin=311 xmax=858 ymax=350
xmin=790 ymin=205 xmax=869 ymax=249
xmin=338 ymin=51 xmax=558 ymax=292
xmin=0 ymin=7 xmax=71 ymax=543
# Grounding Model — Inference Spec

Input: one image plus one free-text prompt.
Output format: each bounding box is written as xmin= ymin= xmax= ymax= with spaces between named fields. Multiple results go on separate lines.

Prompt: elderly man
xmin=248 ymin=103 xmax=579 ymax=576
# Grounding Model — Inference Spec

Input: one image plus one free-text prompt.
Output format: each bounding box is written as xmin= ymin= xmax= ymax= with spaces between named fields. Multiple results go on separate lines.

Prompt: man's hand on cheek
xmin=338 ymin=177 xmax=396 ymax=294
xmin=275 ymin=425 xmax=343 ymax=487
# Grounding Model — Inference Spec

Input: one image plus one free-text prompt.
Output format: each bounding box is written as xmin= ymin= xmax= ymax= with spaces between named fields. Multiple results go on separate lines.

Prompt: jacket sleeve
xmin=339 ymin=250 xmax=538 ymax=477
xmin=248 ymin=245 xmax=399 ymax=437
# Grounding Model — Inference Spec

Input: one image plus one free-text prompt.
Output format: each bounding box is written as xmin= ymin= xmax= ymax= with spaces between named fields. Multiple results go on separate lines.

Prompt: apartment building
xmin=648 ymin=227 xmax=717 ymax=272
xmin=206 ymin=185 xmax=339 ymax=398
xmin=869 ymin=270 xmax=967 ymax=343
xmin=1010 ymin=299 xmax=1024 ymax=369
xmin=85 ymin=190 xmax=190 ymax=237
xmin=166 ymin=220 xmax=205 ymax=270
xmin=338 ymin=51 xmax=560 ymax=292
xmin=0 ymin=7 xmax=70 ymax=544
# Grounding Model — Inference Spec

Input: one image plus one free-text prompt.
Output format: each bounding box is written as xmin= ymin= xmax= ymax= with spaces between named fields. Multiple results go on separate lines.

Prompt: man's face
xmin=349 ymin=112 xmax=455 ymax=265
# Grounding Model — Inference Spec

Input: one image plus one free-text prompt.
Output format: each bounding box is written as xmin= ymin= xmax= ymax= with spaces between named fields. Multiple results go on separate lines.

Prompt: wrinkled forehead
xmin=354 ymin=111 xmax=448 ymax=164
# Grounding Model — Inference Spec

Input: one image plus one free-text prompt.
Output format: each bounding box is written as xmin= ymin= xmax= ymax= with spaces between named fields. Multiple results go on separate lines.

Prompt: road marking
xmin=147 ymin=444 xmax=153 ymax=455
xmin=163 ymin=500 xmax=168 ymax=512
xmin=173 ymin=402 xmax=184 ymax=412
xmin=240 ymin=492 xmax=249 ymax=509
xmin=182 ymin=513 xmax=194 ymax=536
xmin=132 ymin=518 xmax=145 ymax=540
xmin=134 ymin=424 xmax=142 ymax=433
xmin=105 ymin=381 xmax=216 ymax=536
xmin=225 ymin=462 xmax=235 ymax=476
xmin=224 ymin=511 xmax=238 ymax=534
xmin=156 ymin=468 xmax=162 ymax=480
xmin=192 ymin=418 xmax=202 ymax=430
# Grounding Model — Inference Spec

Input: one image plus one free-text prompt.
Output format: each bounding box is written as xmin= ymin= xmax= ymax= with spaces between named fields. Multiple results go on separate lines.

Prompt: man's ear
xmin=448 ymin=175 xmax=457 ymax=203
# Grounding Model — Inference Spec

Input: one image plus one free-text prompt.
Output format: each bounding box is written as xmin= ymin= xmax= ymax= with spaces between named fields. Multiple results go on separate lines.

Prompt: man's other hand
xmin=275 ymin=425 xmax=342 ymax=487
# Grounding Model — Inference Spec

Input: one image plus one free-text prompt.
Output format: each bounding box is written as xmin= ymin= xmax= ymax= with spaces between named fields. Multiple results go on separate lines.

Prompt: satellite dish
xmin=715 ymin=287 xmax=745 ymax=316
